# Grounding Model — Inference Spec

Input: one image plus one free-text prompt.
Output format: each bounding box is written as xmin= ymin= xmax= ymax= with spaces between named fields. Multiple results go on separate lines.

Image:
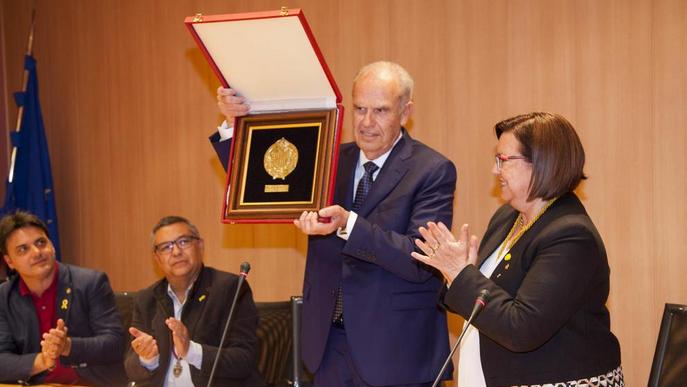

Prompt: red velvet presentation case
xmin=185 ymin=8 xmax=343 ymax=223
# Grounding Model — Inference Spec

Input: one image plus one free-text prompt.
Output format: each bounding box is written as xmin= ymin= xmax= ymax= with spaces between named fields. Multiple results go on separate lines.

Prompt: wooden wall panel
xmin=3 ymin=0 xmax=687 ymax=385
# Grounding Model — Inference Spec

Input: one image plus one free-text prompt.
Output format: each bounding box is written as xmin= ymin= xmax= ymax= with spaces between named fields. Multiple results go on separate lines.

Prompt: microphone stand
xmin=431 ymin=289 xmax=490 ymax=387
xmin=206 ymin=262 xmax=250 ymax=387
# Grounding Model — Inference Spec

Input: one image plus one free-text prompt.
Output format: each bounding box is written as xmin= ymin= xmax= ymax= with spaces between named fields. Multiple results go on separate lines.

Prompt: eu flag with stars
xmin=2 ymin=54 xmax=61 ymax=260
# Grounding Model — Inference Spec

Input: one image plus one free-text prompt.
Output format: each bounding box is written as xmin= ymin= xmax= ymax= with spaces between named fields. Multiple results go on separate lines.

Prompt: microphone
xmin=239 ymin=261 xmax=250 ymax=275
xmin=431 ymin=289 xmax=491 ymax=387
xmin=206 ymin=262 xmax=251 ymax=387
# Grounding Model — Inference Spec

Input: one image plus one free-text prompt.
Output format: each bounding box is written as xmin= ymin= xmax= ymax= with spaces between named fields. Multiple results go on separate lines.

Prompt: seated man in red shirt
xmin=0 ymin=211 xmax=127 ymax=385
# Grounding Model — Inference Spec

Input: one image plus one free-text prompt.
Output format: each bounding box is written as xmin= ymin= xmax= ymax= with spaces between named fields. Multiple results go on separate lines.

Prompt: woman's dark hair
xmin=495 ymin=112 xmax=587 ymax=200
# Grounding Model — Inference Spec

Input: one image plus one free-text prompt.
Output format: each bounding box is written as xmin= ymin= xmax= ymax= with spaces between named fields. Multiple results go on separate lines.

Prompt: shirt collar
xmin=165 ymin=272 xmax=200 ymax=304
xmin=358 ymin=130 xmax=403 ymax=170
xmin=19 ymin=262 xmax=59 ymax=297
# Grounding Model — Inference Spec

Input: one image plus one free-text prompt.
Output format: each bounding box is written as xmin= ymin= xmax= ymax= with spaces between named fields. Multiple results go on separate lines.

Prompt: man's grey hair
xmin=353 ymin=61 xmax=414 ymax=105
xmin=150 ymin=215 xmax=201 ymax=248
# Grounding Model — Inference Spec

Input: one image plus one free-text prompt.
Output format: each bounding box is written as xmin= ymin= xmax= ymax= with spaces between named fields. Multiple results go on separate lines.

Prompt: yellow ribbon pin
xmin=504 ymin=253 xmax=511 ymax=261
xmin=60 ymin=299 xmax=69 ymax=310
xmin=198 ymin=295 xmax=206 ymax=302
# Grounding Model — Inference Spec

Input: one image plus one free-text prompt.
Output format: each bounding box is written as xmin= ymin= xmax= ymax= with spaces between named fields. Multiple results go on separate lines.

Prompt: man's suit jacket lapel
xmin=181 ymin=267 xmax=211 ymax=336
xmin=477 ymin=210 xmax=518 ymax=268
xmin=153 ymin=281 xmax=174 ymax=370
xmin=153 ymin=282 xmax=174 ymax=317
xmin=7 ymin=277 xmax=41 ymax=352
xmin=334 ymin=145 xmax=358 ymax=209
xmin=55 ymin=263 xmax=73 ymax=324
xmin=355 ymin=132 xmax=412 ymax=217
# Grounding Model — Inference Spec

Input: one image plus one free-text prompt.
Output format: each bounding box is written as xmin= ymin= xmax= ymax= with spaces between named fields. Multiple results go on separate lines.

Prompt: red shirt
xmin=19 ymin=264 xmax=80 ymax=384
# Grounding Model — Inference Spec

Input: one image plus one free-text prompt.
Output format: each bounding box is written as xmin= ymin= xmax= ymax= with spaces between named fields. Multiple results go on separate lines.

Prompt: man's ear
xmin=152 ymin=252 xmax=161 ymax=266
xmin=400 ymin=101 xmax=414 ymax=126
xmin=3 ymin=254 xmax=14 ymax=270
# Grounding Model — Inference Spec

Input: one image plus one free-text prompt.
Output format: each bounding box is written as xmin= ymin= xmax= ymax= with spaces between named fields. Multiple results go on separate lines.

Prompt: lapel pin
xmin=504 ymin=253 xmax=511 ymax=261
xmin=60 ymin=299 xmax=69 ymax=310
xmin=66 ymin=287 xmax=72 ymax=294
xmin=198 ymin=295 xmax=206 ymax=302
xmin=505 ymin=263 xmax=510 ymax=270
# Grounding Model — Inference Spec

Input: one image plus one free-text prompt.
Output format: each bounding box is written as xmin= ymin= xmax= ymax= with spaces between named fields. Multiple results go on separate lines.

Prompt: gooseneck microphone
xmin=431 ymin=289 xmax=491 ymax=387
xmin=206 ymin=262 xmax=251 ymax=387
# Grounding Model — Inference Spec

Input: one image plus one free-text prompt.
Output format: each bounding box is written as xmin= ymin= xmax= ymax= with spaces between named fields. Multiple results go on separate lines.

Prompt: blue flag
xmin=2 ymin=54 xmax=61 ymax=259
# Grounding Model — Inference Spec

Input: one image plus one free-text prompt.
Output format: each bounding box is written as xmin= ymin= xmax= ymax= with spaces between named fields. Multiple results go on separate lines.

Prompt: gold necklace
xmin=496 ymin=197 xmax=559 ymax=261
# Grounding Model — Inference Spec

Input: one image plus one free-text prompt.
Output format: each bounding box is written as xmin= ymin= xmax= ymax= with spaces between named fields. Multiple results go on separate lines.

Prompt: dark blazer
xmin=211 ymin=129 xmax=456 ymax=385
xmin=444 ymin=193 xmax=621 ymax=386
xmin=124 ymin=265 xmax=263 ymax=387
xmin=0 ymin=262 xmax=127 ymax=385
xmin=304 ymin=131 xmax=456 ymax=385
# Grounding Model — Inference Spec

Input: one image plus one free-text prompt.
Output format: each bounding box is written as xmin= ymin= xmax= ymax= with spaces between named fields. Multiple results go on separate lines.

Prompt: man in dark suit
xmin=124 ymin=215 xmax=262 ymax=387
xmin=0 ymin=210 xmax=126 ymax=385
xmin=215 ymin=62 xmax=456 ymax=386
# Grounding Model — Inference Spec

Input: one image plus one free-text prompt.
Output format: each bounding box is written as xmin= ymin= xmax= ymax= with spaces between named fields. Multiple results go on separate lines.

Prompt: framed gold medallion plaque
xmin=185 ymin=8 xmax=343 ymax=223
xmin=225 ymin=110 xmax=340 ymax=221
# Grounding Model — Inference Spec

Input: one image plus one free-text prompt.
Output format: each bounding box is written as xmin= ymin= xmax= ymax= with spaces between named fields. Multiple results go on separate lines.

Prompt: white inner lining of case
xmin=193 ymin=16 xmax=337 ymax=113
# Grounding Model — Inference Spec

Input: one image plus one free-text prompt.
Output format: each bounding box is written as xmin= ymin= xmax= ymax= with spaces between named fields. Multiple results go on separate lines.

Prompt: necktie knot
xmin=363 ymin=161 xmax=379 ymax=175
xmin=351 ymin=162 xmax=379 ymax=212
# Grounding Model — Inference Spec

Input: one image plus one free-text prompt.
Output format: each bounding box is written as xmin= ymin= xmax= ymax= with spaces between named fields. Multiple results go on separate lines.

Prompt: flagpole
xmin=8 ymin=7 xmax=36 ymax=183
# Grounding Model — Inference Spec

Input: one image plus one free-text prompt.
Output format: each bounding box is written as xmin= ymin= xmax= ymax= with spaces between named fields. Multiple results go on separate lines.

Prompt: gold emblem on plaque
xmin=264 ymin=138 xmax=298 ymax=179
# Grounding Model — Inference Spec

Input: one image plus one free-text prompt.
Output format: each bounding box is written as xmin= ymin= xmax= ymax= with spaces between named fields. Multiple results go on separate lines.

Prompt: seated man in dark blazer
xmin=0 ymin=211 xmax=126 ymax=385
xmin=124 ymin=215 xmax=263 ymax=387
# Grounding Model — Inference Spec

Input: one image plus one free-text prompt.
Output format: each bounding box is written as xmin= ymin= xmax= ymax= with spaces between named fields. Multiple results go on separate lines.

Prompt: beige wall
xmin=3 ymin=0 xmax=686 ymax=385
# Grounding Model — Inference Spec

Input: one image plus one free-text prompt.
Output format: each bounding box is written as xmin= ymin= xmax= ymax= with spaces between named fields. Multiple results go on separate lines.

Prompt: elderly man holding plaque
xmin=214 ymin=61 xmax=456 ymax=386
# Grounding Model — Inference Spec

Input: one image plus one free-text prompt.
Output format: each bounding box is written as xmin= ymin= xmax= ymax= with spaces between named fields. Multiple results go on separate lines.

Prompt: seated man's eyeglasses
xmin=154 ymin=235 xmax=200 ymax=255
